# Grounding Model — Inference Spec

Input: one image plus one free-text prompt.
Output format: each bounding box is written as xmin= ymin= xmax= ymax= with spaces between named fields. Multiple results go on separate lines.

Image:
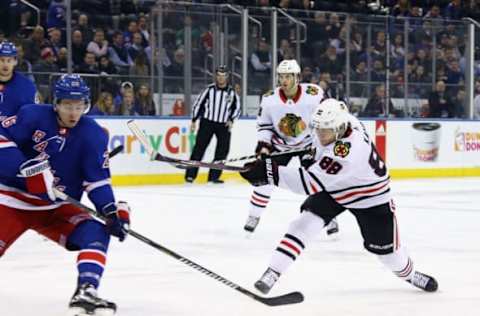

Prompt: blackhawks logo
xmin=306 ymin=85 xmax=319 ymax=96
xmin=333 ymin=141 xmax=351 ymax=158
xmin=278 ymin=113 xmax=306 ymax=137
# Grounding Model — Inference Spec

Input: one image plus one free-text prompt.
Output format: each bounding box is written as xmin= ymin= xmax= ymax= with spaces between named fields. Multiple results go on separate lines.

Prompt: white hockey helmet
xmin=276 ymin=59 xmax=301 ymax=75
xmin=311 ymin=98 xmax=350 ymax=139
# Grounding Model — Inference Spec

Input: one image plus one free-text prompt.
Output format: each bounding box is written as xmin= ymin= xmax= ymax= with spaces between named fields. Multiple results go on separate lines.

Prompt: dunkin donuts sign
xmin=454 ymin=128 xmax=480 ymax=152
xmin=412 ymin=122 xmax=441 ymax=162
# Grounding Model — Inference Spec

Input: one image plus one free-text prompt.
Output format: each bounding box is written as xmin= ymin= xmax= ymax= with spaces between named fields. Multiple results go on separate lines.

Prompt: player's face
xmin=278 ymin=73 xmax=296 ymax=94
xmin=215 ymin=72 xmax=228 ymax=87
xmin=0 ymin=56 xmax=16 ymax=78
xmin=316 ymin=128 xmax=336 ymax=146
xmin=56 ymin=99 xmax=87 ymax=128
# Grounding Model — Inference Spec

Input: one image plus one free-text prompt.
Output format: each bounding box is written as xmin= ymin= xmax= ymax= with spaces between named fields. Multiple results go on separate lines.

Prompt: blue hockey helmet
xmin=54 ymin=74 xmax=91 ymax=113
xmin=0 ymin=41 xmax=17 ymax=58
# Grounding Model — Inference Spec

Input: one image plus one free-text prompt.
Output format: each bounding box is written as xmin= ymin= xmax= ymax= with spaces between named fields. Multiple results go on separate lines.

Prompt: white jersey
xmin=257 ymin=83 xmax=324 ymax=151
xmin=277 ymin=115 xmax=391 ymax=209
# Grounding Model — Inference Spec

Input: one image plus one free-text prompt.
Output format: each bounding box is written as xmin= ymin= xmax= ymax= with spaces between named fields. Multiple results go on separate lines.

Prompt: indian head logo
xmin=333 ymin=140 xmax=351 ymax=158
xmin=278 ymin=113 xmax=306 ymax=137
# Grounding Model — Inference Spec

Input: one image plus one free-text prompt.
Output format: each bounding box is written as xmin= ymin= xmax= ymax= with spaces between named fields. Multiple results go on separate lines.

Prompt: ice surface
xmin=2 ymin=178 xmax=479 ymax=316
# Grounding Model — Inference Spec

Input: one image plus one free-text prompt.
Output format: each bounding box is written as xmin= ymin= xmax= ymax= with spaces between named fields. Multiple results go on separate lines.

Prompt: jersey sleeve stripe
xmin=340 ymin=188 xmax=390 ymax=207
xmin=334 ymin=181 xmax=390 ymax=202
xmin=83 ymin=179 xmax=111 ymax=193
xmin=328 ymin=177 xmax=390 ymax=194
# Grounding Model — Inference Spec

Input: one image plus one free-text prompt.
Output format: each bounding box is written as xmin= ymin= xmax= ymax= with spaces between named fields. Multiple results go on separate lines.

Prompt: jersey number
xmin=319 ymin=156 xmax=343 ymax=175
xmin=368 ymin=144 xmax=386 ymax=177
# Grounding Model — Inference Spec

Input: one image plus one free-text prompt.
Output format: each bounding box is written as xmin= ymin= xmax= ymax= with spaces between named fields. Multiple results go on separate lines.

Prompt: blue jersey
xmin=0 ymin=71 xmax=38 ymax=122
xmin=0 ymin=105 xmax=115 ymax=212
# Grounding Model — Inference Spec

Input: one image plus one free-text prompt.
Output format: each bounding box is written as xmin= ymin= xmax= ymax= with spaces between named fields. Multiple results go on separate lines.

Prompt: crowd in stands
xmin=0 ymin=0 xmax=479 ymax=118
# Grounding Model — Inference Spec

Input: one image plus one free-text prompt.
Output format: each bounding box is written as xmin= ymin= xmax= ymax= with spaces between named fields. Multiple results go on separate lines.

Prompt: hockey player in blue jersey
xmin=0 ymin=74 xmax=130 ymax=315
xmin=0 ymin=41 xmax=38 ymax=121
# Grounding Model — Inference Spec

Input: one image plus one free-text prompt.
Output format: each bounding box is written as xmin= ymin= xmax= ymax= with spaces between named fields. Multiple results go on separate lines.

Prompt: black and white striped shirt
xmin=192 ymin=84 xmax=241 ymax=123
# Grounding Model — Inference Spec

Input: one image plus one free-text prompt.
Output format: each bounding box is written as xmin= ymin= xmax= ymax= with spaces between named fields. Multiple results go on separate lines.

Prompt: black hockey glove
xmin=300 ymin=147 xmax=316 ymax=169
xmin=240 ymin=158 xmax=279 ymax=186
xmin=255 ymin=141 xmax=273 ymax=156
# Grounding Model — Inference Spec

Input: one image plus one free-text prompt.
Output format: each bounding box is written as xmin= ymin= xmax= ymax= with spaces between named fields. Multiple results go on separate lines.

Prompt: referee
xmin=185 ymin=66 xmax=241 ymax=184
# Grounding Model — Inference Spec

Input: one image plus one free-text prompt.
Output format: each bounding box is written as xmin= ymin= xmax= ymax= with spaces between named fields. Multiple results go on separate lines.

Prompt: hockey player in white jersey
xmin=240 ymin=98 xmax=438 ymax=294
xmin=244 ymin=59 xmax=330 ymax=233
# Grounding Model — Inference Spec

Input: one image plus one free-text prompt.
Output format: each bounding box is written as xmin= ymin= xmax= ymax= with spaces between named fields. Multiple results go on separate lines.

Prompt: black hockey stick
xmin=52 ymin=189 xmax=304 ymax=306
xmin=127 ymin=120 xmax=249 ymax=172
xmin=108 ymin=145 xmax=124 ymax=158
xmin=215 ymin=147 xmax=312 ymax=164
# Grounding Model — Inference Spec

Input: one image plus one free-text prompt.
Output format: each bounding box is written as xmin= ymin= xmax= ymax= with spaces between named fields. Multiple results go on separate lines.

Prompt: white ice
xmin=1 ymin=178 xmax=479 ymax=316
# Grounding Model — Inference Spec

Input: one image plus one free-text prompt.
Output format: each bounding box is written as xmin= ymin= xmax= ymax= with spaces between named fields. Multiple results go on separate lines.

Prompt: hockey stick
xmin=126 ymin=120 xmax=249 ymax=172
xmin=215 ymin=147 xmax=312 ymax=164
xmin=53 ymin=189 xmax=304 ymax=306
xmin=108 ymin=145 xmax=124 ymax=159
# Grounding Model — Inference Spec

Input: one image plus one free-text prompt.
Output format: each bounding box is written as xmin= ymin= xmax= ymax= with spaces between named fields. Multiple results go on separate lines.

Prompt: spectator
xmin=88 ymin=91 xmax=115 ymax=116
xmin=123 ymin=20 xmax=138 ymax=47
xmin=114 ymin=81 xmax=134 ymax=109
xmin=278 ymin=39 xmax=293 ymax=62
xmin=117 ymin=89 xmax=138 ymax=115
xmin=47 ymin=0 xmax=65 ymax=30
xmin=306 ymin=12 xmax=329 ymax=61
xmin=48 ymin=28 xmax=63 ymax=56
xmin=77 ymin=51 xmax=99 ymax=74
xmin=446 ymin=60 xmax=464 ymax=85
xmin=129 ymin=51 xmax=150 ymax=88
xmin=371 ymin=59 xmax=386 ymax=82
xmin=474 ymin=79 xmax=480 ymax=119
xmin=137 ymin=15 xmax=150 ymax=45
xmin=428 ymin=80 xmax=455 ymax=118
xmin=135 ymin=84 xmax=156 ymax=115
xmin=128 ymin=32 xmax=144 ymax=61
xmin=87 ymin=29 xmax=109 ymax=58
xmin=32 ymin=47 xmax=59 ymax=99
xmin=361 ymin=84 xmax=404 ymax=117
xmin=15 ymin=42 xmax=35 ymax=82
xmin=98 ymin=55 xmax=118 ymax=94
xmin=108 ymin=31 xmax=133 ymax=69
xmin=56 ymin=47 xmax=68 ymax=72
xmin=447 ymin=88 xmax=465 ymax=118
xmin=317 ymin=45 xmax=343 ymax=80
xmin=444 ymin=0 xmax=463 ymax=20
xmin=22 ymin=25 xmax=49 ymax=64
xmin=164 ymin=47 xmax=185 ymax=77
xmin=72 ymin=30 xmax=86 ymax=67
xmin=250 ymin=37 xmax=272 ymax=73
xmin=76 ymin=14 xmax=94 ymax=43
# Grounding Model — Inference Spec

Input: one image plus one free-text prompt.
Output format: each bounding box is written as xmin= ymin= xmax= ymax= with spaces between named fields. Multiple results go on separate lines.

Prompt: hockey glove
xmin=240 ymin=158 xmax=279 ymax=186
xmin=255 ymin=141 xmax=273 ymax=157
xmin=19 ymin=158 xmax=56 ymax=201
xmin=300 ymin=147 xmax=317 ymax=169
xmin=103 ymin=201 xmax=131 ymax=242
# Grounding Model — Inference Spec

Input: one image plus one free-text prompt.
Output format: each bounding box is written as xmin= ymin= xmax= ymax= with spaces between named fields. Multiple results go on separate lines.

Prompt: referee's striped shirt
xmin=192 ymin=84 xmax=241 ymax=123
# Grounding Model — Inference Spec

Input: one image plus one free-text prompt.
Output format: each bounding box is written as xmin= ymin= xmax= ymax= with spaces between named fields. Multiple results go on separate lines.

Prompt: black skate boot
xmin=407 ymin=271 xmax=438 ymax=292
xmin=254 ymin=268 xmax=280 ymax=294
xmin=69 ymin=283 xmax=117 ymax=315
xmin=326 ymin=218 xmax=339 ymax=236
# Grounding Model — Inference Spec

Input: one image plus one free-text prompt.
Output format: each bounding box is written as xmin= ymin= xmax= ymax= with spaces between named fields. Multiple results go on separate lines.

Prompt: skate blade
xmin=94 ymin=308 xmax=116 ymax=316
xmin=67 ymin=307 xmax=91 ymax=316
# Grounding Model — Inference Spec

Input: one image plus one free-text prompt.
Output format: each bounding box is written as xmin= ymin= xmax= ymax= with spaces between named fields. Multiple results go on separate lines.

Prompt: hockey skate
xmin=407 ymin=271 xmax=438 ymax=292
xmin=68 ymin=283 xmax=116 ymax=316
xmin=254 ymin=268 xmax=280 ymax=294
xmin=243 ymin=215 xmax=260 ymax=233
xmin=325 ymin=218 xmax=339 ymax=236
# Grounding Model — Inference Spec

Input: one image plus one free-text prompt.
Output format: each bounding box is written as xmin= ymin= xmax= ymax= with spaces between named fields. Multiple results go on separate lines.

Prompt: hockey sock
xmin=77 ymin=247 xmax=107 ymax=288
xmin=377 ymin=246 xmax=414 ymax=281
xmin=249 ymin=185 xmax=275 ymax=217
xmin=269 ymin=211 xmax=325 ymax=274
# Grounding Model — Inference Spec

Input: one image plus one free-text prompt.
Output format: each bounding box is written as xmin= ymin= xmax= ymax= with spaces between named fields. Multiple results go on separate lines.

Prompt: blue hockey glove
xmin=103 ymin=201 xmax=131 ymax=241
